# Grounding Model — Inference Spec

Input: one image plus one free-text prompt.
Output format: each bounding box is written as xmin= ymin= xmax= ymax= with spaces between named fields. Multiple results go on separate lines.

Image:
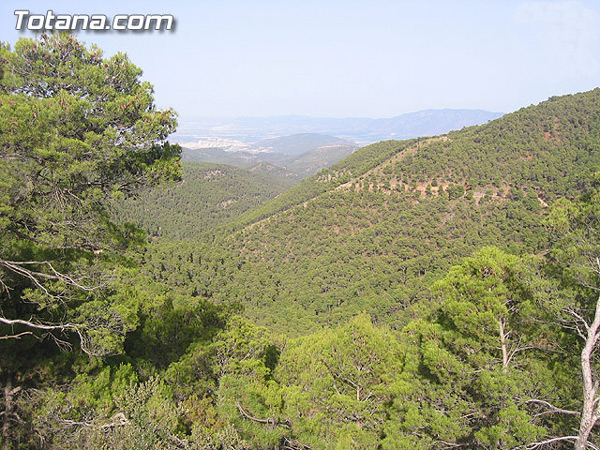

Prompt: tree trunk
xmin=499 ymin=318 xmax=509 ymax=371
xmin=574 ymin=294 xmax=600 ymax=450
xmin=2 ymin=374 xmax=12 ymax=450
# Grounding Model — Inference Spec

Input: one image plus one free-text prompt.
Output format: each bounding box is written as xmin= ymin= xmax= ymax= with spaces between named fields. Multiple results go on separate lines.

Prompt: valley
xmin=2 ymin=32 xmax=600 ymax=449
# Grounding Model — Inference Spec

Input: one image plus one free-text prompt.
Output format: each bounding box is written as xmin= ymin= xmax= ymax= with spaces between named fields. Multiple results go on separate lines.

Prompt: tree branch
xmin=523 ymin=436 xmax=579 ymax=449
xmin=236 ymin=402 xmax=278 ymax=428
xmin=0 ymin=331 xmax=33 ymax=340
xmin=0 ymin=260 xmax=99 ymax=292
xmin=525 ymin=399 xmax=580 ymax=416
xmin=0 ymin=316 xmax=79 ymax=332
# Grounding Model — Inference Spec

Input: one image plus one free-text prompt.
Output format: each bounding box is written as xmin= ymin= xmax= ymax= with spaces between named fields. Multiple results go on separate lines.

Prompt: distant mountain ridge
xmin=174 ymin=109 xmax=503 ymax=144
xmin=182 ymin=133 xmax=358 ymax=180
xmin=177 ymin=110 xmax=502 ymax=181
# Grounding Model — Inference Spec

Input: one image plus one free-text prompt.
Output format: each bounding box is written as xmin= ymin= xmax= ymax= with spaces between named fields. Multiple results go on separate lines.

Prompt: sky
xmin=1 ymin=0 xmax=599 ymax=122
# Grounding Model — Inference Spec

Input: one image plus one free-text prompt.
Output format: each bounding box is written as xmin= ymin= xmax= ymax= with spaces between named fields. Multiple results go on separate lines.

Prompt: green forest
xmin=2 ymin=34 xmax=600 ymax=450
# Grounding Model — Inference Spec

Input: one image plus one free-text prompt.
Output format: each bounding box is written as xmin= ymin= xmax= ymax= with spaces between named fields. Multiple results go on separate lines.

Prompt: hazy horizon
xmin=1 ymin=1 xmax=599 ymax=123
xmin=178 ymin=107 xmax=507 ymax=123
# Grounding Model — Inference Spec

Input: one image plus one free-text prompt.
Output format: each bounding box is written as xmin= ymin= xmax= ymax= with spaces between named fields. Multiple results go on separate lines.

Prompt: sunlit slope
xmin=146 ymin=89 xmax=600 ymax=335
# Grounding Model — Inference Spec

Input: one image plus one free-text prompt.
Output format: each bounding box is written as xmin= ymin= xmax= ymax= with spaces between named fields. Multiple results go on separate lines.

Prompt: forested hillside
xmin=144 ymin=89 xmax=600 ymax=335
xmin=119 ymin=162 xmax=293 ymax=240
xmin=3 ymin=34 xmax=600 ymax=450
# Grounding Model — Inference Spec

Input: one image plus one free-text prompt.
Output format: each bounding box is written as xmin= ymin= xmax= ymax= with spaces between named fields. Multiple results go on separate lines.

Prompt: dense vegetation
xmin=119 ymin=162 xmax=292 ymax=241
xmin=2 ymin=34 xmax=600 ymax=450
xmin=140 ymin=89 xmax=600 ymax=335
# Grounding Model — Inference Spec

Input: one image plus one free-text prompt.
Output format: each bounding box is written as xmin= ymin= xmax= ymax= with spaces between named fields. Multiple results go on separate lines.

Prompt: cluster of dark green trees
xmin=119 ymin=163 xmax=291 ymax=241
xmin=137 ymin=88 xmax=600 ymax=336
xmin=2 ymin=34 xmax=600 ymax=449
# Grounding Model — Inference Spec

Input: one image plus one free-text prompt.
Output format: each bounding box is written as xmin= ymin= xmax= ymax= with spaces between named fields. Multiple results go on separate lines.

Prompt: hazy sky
xmin=1 ymin=0 xmax=599 ymax=121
